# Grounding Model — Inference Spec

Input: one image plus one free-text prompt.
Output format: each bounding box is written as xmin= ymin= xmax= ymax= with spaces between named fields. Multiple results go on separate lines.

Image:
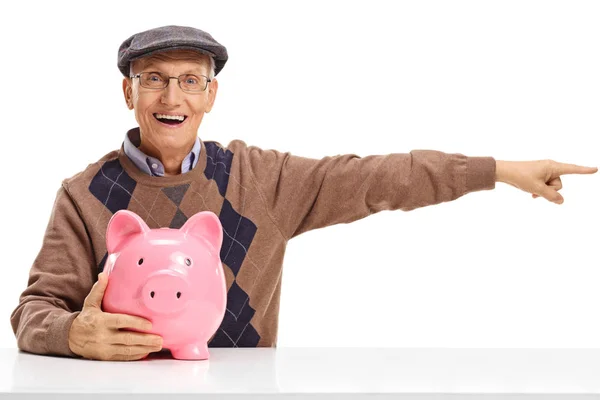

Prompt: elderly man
xmin=10 ymin=25 xmax=597 ymax=361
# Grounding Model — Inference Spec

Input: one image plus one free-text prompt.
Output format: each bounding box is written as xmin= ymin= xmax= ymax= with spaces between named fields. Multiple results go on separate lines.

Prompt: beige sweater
xmin=11 ymin=134 xmax=496 ymax=356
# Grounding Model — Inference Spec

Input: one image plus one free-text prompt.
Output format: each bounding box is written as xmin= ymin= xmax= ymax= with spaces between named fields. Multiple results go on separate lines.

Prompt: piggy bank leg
xmin=170 ymin=342 xmax=210 ymax=360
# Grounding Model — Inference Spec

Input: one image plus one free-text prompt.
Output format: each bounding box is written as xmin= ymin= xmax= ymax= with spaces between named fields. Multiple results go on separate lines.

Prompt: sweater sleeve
xmin=244 ymin=146 xmax=496 ymax=240
xmin=10 ymin=184 xmax=96 ymax=357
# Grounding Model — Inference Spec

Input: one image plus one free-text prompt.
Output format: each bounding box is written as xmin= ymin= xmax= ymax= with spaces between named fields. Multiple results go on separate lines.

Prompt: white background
xmin=0 ymin=0 xmax=598 ymax=349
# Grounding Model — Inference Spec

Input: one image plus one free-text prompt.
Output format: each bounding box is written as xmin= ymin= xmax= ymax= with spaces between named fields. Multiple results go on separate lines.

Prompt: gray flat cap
xmin=118 ymin=25 xmax=228 ymax=77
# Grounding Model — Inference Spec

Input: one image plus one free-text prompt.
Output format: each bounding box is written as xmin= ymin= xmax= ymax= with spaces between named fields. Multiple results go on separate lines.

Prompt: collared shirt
xmin=123 ymin=127 xmax=201 ymax=176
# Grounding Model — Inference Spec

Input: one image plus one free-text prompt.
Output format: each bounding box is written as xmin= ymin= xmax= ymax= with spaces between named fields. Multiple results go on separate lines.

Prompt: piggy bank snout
xmin=141 ymin=273 xmax=191 ymax=315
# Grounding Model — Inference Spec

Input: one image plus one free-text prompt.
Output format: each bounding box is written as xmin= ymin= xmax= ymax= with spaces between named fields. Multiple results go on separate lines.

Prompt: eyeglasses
xmin=130 ymin=71 xmax=211 ymax=93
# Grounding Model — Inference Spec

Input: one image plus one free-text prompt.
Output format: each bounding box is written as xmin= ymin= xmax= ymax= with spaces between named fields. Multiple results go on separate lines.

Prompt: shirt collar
xmin=123 ymin=127 xmax=201 ymax=176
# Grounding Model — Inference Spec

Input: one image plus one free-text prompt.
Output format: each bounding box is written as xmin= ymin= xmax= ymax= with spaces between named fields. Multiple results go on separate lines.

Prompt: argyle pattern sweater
xmin=11 ymin=136 xmax=496 ymax=357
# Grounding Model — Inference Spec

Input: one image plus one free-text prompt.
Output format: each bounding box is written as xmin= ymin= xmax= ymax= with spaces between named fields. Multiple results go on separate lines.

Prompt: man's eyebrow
xmin=140 ymin=63 xmax=205 ymax=75
xmin=181 ymin=69 xmax=205 ymax=75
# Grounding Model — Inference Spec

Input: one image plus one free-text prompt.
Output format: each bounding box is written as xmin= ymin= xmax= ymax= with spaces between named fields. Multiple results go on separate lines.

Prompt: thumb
xmin=83 ymin=272 xmax=109 ymax=309
xmin=538 ymin=186 xmax=564 ymax=204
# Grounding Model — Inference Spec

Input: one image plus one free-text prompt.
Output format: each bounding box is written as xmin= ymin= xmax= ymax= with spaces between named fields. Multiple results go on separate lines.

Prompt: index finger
xmin=105 ymin=313 xmax=153 ymax=331
xmin=555 ymin=162 xmax=598 ymax=175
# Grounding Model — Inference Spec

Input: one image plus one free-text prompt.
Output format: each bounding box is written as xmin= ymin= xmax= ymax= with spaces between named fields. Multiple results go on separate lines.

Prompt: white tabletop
xmin=1 ymin=347 xmax=600 ymax=399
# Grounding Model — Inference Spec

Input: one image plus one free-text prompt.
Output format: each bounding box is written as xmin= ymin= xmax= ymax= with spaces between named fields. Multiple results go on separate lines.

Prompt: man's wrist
xmin=495 ymin=160 xmax=509 ymax=183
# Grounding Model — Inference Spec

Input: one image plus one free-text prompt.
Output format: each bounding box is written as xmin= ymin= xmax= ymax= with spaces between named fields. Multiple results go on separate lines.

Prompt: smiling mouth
xmin=153 ymin=113 xmax=188 ymax=125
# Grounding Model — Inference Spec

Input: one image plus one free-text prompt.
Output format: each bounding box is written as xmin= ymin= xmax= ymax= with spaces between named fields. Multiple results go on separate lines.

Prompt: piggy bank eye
xmin=185 ymin=258 xmax=192 ymax=266
xmin=138 ymin=258 xmax=144 ymax=265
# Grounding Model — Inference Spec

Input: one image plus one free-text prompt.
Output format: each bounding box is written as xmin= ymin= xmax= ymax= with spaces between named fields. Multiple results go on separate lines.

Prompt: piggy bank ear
xmin=106 ymin=210 xmax=150 ymax=253
xmin=180 ymin=211 xmax=223 ymax=253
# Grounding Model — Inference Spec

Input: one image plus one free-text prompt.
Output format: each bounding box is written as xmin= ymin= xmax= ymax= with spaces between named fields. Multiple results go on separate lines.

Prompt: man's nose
xmin=160 ymin=77 xmax=184 ymax=106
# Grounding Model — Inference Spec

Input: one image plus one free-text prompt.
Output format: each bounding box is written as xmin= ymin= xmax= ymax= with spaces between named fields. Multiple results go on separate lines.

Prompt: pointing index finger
xmin=555 ymin=162 xmax=598 ymax=175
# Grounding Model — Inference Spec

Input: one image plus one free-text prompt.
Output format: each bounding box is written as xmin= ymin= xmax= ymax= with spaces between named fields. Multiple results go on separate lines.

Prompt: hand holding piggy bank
xmin=101 ymin=210 xmax=227 ymax=360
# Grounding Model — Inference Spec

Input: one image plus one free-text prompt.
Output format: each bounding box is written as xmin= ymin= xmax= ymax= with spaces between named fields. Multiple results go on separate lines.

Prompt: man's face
xmin=122 ymin=51 xmax=218 ymax=156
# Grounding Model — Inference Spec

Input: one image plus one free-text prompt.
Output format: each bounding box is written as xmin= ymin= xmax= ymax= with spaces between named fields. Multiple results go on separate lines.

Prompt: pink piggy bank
xmin=101 ymin=209 xmax=227 ymax=360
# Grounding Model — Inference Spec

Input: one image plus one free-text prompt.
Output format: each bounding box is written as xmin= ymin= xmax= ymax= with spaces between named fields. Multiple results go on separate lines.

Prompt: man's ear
xmin=205 ymin=78 xmax=218 ymax=113
xmin=122 ymin=78 xmax=134 ymax=110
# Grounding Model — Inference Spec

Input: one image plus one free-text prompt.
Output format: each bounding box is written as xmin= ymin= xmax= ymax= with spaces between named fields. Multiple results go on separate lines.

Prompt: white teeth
xmin=155 ymin=113 xmax=185 ymax=121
